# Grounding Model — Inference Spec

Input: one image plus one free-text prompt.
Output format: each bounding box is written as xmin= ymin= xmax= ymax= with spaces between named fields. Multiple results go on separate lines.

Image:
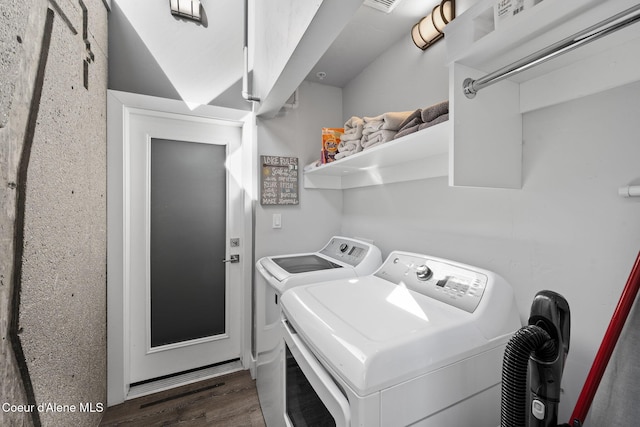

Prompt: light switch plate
xmin=272 ymin=214 xmax=282 ymax=229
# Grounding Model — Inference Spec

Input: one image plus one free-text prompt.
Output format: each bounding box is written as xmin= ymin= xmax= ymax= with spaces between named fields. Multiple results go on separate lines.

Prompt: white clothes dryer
xmin=255 ymin=236 xmax=382 ymax=427
xmin=280 ymin=251 xmax=522 ymax=427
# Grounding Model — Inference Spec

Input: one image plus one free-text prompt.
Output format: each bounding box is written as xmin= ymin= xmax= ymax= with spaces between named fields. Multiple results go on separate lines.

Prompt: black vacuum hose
xmin=501 ymin=325 xmax=557 ymax=427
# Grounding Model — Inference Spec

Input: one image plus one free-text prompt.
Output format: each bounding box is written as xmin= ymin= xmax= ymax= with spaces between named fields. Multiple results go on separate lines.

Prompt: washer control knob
xmin=339 ymin=243 xmax=349 ymax=253
xmin=416 ymin=265 xmax=433 ymax=281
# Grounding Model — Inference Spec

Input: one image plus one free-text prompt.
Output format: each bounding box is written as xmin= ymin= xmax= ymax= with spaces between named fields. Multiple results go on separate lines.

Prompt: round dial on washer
xmin=416 ymin=265 xmax=433 ymax=281
xmin=339 ymin=243 xmax=349 ymax=253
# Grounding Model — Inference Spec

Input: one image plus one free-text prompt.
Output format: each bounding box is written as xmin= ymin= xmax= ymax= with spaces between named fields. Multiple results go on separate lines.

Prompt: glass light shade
xmin=411 ymin=23 xmax=428 ymax=49
xmin=170 ymin=0 xmax=201 ymax=21
xmin=180 ymin=2 xmax=192 ymax=15
xmin=418 ymin=11 xmax=442 ymax=40
xmin=411 ymin=0 xmax=455 ymax=50
xmin=433 ymin=2 xmax=453 ymax=31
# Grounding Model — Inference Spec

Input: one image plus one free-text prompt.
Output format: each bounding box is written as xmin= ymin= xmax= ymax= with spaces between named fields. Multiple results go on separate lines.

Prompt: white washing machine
xmin=280 ymin=251 xmax=522 ymax=427
xmin=255 ymin=236 xmax=382 ymax=427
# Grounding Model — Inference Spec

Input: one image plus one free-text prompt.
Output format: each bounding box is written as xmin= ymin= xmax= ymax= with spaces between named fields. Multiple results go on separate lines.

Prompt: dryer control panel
xmin=375 ymin=251 xmax=488 ymax=313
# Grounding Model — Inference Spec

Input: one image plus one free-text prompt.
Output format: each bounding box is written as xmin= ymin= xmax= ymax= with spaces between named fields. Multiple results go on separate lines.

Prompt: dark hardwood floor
xmin=100 ymin=370 xmax=266 ymax=427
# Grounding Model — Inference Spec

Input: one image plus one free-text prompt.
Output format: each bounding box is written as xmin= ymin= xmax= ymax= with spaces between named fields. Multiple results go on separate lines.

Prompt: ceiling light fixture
xmin=170 ymin=0 xmax=202 ymax=22
xmin=411 ymin=0 xmax=455 ymax=50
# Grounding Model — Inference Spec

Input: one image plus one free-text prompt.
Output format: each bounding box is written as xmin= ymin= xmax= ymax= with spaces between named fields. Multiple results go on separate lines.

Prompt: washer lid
xmin=258 ymin=254 xmax=358 ymax=294
xmin=256 ymin=236 xmax=382 ymax=291
xmin=271 ymin=254 xmax=342 ymax=274
xmin=281 ymin=276 xmax=492 ymax=396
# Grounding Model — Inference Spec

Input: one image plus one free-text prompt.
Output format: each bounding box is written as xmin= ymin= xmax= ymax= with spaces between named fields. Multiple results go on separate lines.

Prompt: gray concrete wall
xmin=1 ymin=1 xmax=47 ymax=424
xmin=1 ymin=0 xmax=108 ymax=425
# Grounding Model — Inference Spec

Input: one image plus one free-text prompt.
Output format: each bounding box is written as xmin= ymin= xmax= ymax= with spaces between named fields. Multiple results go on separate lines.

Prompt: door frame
xmin=106 ymin=90 xmax=256 ymax=406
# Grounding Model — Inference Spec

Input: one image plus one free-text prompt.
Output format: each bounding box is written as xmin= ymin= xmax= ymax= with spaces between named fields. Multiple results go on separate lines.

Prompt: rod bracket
xmin=463 ymin=78 xmax=477 ymax=99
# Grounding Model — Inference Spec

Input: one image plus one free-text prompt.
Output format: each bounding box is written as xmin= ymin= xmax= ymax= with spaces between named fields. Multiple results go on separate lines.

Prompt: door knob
xmin=222 ymin=254 xmax=240 ymax=263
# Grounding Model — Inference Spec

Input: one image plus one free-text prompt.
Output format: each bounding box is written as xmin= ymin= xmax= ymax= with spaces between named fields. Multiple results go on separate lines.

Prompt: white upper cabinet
xmin=446 ymin=0 xmax=640 ymax=188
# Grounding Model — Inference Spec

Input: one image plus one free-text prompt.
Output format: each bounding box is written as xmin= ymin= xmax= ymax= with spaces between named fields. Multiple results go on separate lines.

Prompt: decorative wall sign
xmin=260 ymin=156 xmax=299 ymax=205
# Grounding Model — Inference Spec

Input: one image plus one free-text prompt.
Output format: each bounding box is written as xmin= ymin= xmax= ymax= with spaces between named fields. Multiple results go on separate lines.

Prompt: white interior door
xmin=127 ymin=109 xmax=243 ymax=385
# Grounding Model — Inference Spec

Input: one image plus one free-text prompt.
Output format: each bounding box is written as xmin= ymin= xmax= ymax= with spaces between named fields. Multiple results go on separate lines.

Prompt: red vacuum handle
xmin=569 ymin=251 xmax=640 ymax=426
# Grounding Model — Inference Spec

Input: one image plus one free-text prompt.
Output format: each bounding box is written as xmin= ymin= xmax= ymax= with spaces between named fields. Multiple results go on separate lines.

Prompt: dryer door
xmin=283 ymin=319 xmax=350 ymax=427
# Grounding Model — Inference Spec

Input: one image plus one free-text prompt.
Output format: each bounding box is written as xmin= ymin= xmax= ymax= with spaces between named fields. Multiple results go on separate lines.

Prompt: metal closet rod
xmin=463 ymin=3 xmax=640 ymax=99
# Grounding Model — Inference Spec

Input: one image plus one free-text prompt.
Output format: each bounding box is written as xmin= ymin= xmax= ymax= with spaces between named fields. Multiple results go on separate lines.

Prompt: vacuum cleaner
xmin=500 ymin=251 xmax=640 ymax=427
xmin=500 ymin=290 xmax=571 ymax=427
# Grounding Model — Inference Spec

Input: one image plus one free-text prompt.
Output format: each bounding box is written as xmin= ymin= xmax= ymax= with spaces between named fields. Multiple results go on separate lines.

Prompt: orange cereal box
xmin=321 ymin=127 xmax=344 ymax=163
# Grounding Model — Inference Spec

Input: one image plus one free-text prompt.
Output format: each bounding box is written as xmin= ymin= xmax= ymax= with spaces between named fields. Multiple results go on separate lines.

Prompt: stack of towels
xmin=361 ymin=110 xmax=415 ymax=150
xmin=330 ymin=100 xmax=449 ymax=162
xmin=335 ymin=110 xmax=416 ymax=159
xmin=394 ymin=100 xmax=449 ymax=140
xmin=335 ymin=116 xmax=364 ymax=160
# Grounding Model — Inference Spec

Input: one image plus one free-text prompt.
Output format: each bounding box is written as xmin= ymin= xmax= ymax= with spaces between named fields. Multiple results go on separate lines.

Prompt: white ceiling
xmin=306 ymin=0 xmax=439 ymax=87
xmin=112 ymin=0 xmax=245 ymax=108
xmin=110 ymin=0 xmax=438 ymax=108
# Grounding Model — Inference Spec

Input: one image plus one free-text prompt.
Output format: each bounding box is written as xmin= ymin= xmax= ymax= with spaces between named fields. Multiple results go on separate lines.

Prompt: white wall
xmin=339 ymin=27 xmax=640 ymax=424
xmin=342 ymin=0 xmax=478 ymax=118
xmin=255 ymin=81 xmax=344 ymax=260
xmin=343 ymin=31 xmax=450 ymax=118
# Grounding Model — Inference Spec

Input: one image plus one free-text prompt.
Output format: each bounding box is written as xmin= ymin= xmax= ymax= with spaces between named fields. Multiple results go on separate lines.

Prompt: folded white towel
xmin=340 ymin=132 xmax=362 ymax=142
xmin=340 ymin=124 xmax=363 ymax=141
xmin=362 ymin=141 xmax=382 ymax=150
xmin=338 ymin=139 xmax=361 ymax=153
xmin=366 ymin=129 xmax=396 ymax=141
xmin=335 ymin=137 xmax=362 ymax=159
xmin=363 ymin=120 xmax=384 ymax=134
xmin=364 ymin=114 xmax=384 ymax=123
xmin=364 ymin=111 xmax=414 ymax=131
xmin=344 ymin=116 xmax=364 ymax=130
xmin=362 ymin=129 xmax=396 ymax=149
xmin=335 ymin=150 xmax=356 ymax=160
xmin=383 ymin=111 xmax=414 ymax=130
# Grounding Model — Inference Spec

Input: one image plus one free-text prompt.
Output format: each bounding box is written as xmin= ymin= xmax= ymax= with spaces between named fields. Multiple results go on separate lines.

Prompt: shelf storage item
xmin=304 ymin=121 xmax=449 ymax=190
